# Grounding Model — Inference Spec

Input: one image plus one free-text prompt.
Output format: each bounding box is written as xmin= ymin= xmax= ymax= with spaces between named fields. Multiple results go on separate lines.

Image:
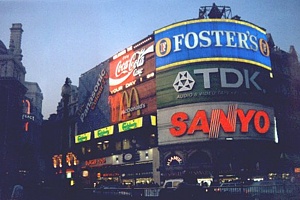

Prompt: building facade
xmin=22 ymin=82 xmax=44 ymax=181
xmin=74 ymin=36 xmax=159 ymax=187
xmin=47 ymin=4 xmax=300 ymax=187
xmin=42 ymin=78 xmax=78 ymax=186
xmin=155 ymin=5 xmax=278 ymax=185
xmin=0 ymin=23 xmax=44 ymax=198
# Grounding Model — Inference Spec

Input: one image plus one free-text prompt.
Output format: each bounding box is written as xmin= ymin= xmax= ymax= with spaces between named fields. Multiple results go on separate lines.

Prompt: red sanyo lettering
xmin=169 ymin=108 xmax=270 ymax=137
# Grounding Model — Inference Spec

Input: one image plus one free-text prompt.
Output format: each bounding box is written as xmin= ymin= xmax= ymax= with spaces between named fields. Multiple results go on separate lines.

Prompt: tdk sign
xmin=174 ymin=68 xmax=264 ymax=92
xmin=173 ymin=71 xmax=195 ymax=92
xmin=155 ymin=19 xmax=271 ymax=70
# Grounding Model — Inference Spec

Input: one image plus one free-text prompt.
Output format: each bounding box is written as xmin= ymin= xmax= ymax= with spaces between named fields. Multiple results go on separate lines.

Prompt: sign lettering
xmin=169 ymin=104 xmax=270 ymax=138
xmin=118 ymin=117 xmax=143 ymax=132
xmin=75 ymin=132 xmax=91 ymax=143
xmin=80 ymin=69 xmax=108 ymax=122
xmin=110 ymin=87 xmax=146 ymax=123
xmin=155 ymin=20 xmax=271 ymax=70
xmin=110 ymin=45 xmax=154 ymax=94
xmin=22 ymin=114 xmax=35 ymax=121
xmin=94 ymin=125 xmax=114 ymax=139
xmin=85 ymin=158 xmax=106 ymax=167
xmin=166 ymin=155 xmax=183 ymax=166
xmin=193 ymin=68 xmax=262 ymax=90
xmin=169 ymin=30 xmax=259 ymax=53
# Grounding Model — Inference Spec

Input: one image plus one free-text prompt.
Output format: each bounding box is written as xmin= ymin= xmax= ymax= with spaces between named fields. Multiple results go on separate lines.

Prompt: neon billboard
xmin=22 ymin=99 xmax=35 ymax=132
xmin=109 ymin=36 xmax=157 ymax=124
xmin=118 ymin=117 xmax=143 ymax=132
xmin=109 ymin=36 xmax=155 ymax=95
xmin=156 ymin=62 xmax=273 ymax=109
xmin=109 ymin=81 xmax=156 ymax=124
xmin=77 ymin=61 xmax=110 ymax=134
xmin=170 ymin=104 xmax=270 ymax=138
xmin=155 ymin=19 xmax=271 ymax=71
xmin=158 ymin=102 xmax=275 ymax=145
xmin=94 ymin=125 xmax=114 ymax=139
xmin=75 ymin=132 xmax=91 ymax=144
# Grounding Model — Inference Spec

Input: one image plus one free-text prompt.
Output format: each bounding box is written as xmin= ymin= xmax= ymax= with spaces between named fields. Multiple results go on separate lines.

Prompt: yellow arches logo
xmin=119 ymin=87 xmax=146 ymax=121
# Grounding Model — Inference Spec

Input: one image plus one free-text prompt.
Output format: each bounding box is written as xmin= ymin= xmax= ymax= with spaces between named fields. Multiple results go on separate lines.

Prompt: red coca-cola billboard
xmin=109 ymin=36 xmax=155 ymax=95
xmin=109 ymin=36 xmax=156 ymax=124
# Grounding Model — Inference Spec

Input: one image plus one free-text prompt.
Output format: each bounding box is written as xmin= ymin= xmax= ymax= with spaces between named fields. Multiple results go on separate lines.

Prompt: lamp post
xmin=61 ymin=78 xmax=72 ymax=183
xmin=132 ymin=138 xmax=137 ymax=187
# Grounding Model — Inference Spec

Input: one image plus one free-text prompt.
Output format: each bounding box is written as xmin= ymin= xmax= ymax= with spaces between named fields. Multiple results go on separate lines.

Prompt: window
xmin=123 ymin=139 xmax=131 ymax=150
xmin=103 ymin=141 xmax=109 ymax=150
xmin=81 ymin=146 xmax=86 ymax=155
xmin=97 ymin=142 xmax=103 ymax=151
xmin=97 ymin=141 xmax=110 ymax=151
xmin=115 ymin=141 xmax=121 ymax=151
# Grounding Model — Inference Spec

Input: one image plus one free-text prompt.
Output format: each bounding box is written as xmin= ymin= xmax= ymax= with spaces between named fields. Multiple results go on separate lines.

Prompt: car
xmin=159 ymin=179 xmax=184 ymax=198
xmin=161 ymin=179 xmax=184 ymax=189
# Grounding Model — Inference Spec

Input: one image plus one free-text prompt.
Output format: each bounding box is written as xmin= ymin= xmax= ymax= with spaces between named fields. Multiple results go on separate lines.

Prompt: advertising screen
xmin=155 ymin=19 xmax=271 ymax=71
xmin=77 ymin=61 xmax=110 ymax=133
xmin=75 ymin=132 xmax=91 ymax=144
xmin=158 ymin=102 xmax=275 ymax=145
xmin=109 ymin=79 xmax=156 ymax=124
xmin=109 ymin=36 xmax=155 ymax=95
xmin=109 ymin=36 xmax=156 ymax=124
xmin=156 ymin=62 xmax=273 ymax=109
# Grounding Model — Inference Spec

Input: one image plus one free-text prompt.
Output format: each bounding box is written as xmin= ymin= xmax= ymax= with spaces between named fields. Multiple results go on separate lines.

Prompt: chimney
xmin=9 ymin=23 xmax=23 ymax=61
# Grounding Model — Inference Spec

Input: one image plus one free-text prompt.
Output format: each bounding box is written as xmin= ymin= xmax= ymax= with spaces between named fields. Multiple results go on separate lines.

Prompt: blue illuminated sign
xmin=155 ymin=19 xmax=271 ymax=70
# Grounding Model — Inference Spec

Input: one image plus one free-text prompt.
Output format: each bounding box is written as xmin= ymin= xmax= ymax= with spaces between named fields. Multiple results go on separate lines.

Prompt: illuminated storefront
xmin=72 ymin=6 xmax=299 ymax=186
xmin=75 ymin=36 xmax=159 ymax=186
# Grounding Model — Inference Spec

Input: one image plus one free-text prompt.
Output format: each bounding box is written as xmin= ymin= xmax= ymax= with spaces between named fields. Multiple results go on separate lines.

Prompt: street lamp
xmin=61 ymin=78 xmax=72 ymax=181
xmin=132 ymin=138 xmax=137 ymax=186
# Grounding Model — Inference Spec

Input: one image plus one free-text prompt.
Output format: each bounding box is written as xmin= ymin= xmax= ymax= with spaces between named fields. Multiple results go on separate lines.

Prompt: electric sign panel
xmin=109 ymin=79 xmax=156 ymax=124
xmin=109 ymin=36 xmax=155 ymax=95
xmin=156 ymin=62 xmax=273 ymax=109
xmin=109 ymin=36 xmax=157 ymax=124
xmin=77 ymin=61 xmax=110 ymax=133
xmin=155 ymin=19 xmax=271 ymax=70
xmin=75 ymin=132 xmax=91 ymax=144
xmin=158 ymin=102 xmax=275 ymax=145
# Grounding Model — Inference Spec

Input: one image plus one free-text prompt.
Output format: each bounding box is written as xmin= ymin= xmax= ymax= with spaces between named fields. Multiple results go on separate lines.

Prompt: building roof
xmin=0 ymin=40 xmax=8 ymax=55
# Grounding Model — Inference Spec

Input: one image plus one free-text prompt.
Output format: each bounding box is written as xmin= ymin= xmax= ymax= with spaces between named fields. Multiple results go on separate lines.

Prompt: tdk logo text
xmin=173 ymin=68 xmax=264 ymax=92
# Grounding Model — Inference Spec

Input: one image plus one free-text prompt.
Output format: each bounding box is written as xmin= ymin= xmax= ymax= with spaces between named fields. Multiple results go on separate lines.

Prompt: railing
xmin=33 ymin=185 xmax=300 ymax=200
xmin=91 ymin=184 xmax=300 ymax=198
xmin=92 ymin=187 xmax=161 ymax=197
xmin=210 ymin=184 xmax=300 ymax=198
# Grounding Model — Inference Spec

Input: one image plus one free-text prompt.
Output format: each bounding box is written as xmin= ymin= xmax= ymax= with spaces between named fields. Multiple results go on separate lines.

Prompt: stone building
xmin=0 ymin=23 xmax=43 ymax=197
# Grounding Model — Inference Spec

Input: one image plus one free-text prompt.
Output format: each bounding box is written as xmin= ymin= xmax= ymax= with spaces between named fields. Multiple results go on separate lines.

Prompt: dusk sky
xmin=1 ymin=0 xmax=299 ymax=119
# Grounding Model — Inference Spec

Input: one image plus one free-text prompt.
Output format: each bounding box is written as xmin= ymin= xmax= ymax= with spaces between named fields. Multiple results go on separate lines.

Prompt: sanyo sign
xmin=155 ymin=19 xmax=271 ymax=70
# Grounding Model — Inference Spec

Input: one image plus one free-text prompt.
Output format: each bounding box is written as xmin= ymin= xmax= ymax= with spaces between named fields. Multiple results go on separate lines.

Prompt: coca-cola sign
xmin=109 ymin=44 xmax=154 ymax=94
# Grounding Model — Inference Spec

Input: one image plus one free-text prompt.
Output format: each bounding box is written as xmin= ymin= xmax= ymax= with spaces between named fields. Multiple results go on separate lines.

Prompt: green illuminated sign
xmin=75 ymin=132 xmax=91 ymax=143
xmin=94 ymin=125 xmax=114 ymax=138
xmin=118 ymin=117 xmax=143 ymax=132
